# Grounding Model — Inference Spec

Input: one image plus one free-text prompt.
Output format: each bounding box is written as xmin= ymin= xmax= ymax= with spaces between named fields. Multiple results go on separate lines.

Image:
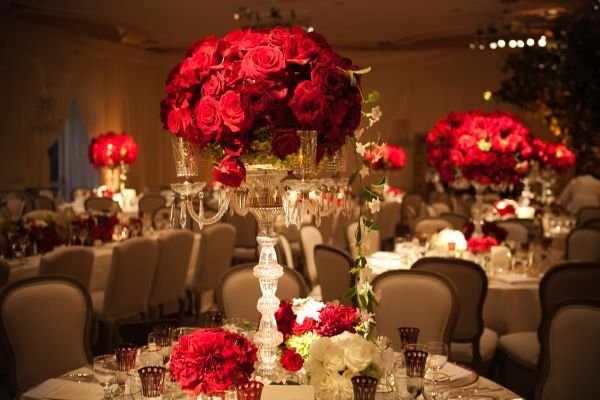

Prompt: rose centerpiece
xmin=88 ymin=132 xmax=139 ymax=194
xmin=160 ymin=26 xmax=364 ymax=187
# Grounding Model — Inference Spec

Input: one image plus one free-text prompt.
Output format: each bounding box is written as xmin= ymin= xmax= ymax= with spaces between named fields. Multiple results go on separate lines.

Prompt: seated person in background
xmin=558 ymin=164 xmax=600 ymax=215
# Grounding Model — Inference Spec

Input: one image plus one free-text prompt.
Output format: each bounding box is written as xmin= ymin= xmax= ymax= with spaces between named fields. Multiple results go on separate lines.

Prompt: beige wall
xmin=0 ymin=17 xmax=552 ymax=193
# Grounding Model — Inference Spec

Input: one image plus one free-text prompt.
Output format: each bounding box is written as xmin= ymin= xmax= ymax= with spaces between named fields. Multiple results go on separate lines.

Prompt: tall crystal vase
xmin=471 ymin=181 xmax=487 ymax=237
xmin=234 ymin=165 xmax=288 ymax=381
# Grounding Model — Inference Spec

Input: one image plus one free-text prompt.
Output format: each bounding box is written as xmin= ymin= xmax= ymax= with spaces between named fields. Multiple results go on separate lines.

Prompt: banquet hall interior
xmin=0 ymin=0 xmax=599 ymax=399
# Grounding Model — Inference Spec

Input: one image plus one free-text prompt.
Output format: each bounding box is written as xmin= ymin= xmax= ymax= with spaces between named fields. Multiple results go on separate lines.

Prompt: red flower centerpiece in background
xmin=365 ymin=143 xmax=407 ymax=170
xmin=532 ymin=139 xmax=575 ymax=173
xmin=88 ymin=132 xmax=139 ymax=168
xmin=467 ymin=236 xmax=499 ymax=253
xmin=160 ymin=26 xmax=364 ymax=187
xmin=426 ymin=110 xmax=534 ymax=187
xmin=169 ymin=328 xmax=258 ymax=395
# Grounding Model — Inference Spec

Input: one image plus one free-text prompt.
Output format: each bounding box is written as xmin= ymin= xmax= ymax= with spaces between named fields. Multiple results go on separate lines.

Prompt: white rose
xmin=322 ymin=344 xmax=346 ymax=372
xmin=340 ymin=370 xmax=356 ymax=400
xmin=314 ymin=370 xmax=347 ymax=400
xmin=304 ymin=357 xmax=324 ymax=378
xmin=308 ymin=337 xmax=332 ymax=362
xmin=343 ymin=336 xmax=377 ymax=373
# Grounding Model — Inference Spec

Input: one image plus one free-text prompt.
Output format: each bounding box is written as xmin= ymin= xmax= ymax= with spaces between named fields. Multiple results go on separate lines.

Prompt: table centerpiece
xmin=88 ymin=131 xmax=139 ymax=196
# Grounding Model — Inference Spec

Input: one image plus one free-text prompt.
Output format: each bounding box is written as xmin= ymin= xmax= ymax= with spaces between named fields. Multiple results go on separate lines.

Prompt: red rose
xmin=194 ymin=96 xmax=222 ymax=142
xmin=275 ymin=300 xmax=295 ymax=338
xmin=201 ymin=73 xmax=225 ymax=97
xmin=267 ymin=27 xmax=290 ymax=48
xmin=241 ymin=85 xmax=271 ymax=115
xmin=292 ymin=317 xmax=318 ymax=335
xmin=220 ymin=90 xmax=251 ymax=133
xmin=289 ymin=81 xmax=328 ymax=127
xmin=316 ymin=303 xmax=359 ymax=337
xmin=241 ymin=46 xmax=285 ymax=80
xmin=284 ymin=29 xmax=319 ymax=65
xmin=280 ymin=348 xmax=304 ymax=372
xmin=311 ymin=65 xmax=346 ymax=94
xmin=271 ymin=130 xmax=301 ymax=159
xmin=212 ymin=156 xmax=246 ymax=187
xmin=383 ymin=144 xmax=407 ymax=169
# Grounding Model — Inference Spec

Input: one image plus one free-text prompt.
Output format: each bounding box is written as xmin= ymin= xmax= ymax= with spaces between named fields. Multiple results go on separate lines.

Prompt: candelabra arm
xmin=184 ymin=188 xmax=232 ymax=228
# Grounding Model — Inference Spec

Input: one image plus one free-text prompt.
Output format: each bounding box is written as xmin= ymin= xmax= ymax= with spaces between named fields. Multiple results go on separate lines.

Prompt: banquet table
xmin=5 ymin=230 xmax=201 ymax=293
xmin=20 ymin=363 xmax=522 ymax=400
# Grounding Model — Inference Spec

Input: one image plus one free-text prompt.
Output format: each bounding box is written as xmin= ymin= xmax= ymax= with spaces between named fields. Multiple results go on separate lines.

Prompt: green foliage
xmin=495 ymin=4 xmax=600 ymax=172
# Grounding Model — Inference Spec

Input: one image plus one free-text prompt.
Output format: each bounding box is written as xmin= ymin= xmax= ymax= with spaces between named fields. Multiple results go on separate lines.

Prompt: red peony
xmin=316 ymin=303 xmax=359 ymax=337
xmin=169 ymin=328 xmax=258 ymax=395
xmin=467 ymin=236 xmax=499 ymax=253
xmin=212 ymin=156 xmax=246 ymax=187
xmin=161 ymin=27 xmax=363 ymax=187
xmin=88 ymin=132 xmax=139 ymax=168
xmin=275 ymin=300 xmax=295 ymax=339
xmin=280 ymin=348 xmax=304 ymax=372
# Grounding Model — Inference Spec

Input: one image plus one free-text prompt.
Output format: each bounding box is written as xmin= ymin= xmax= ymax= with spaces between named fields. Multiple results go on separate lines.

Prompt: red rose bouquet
xmin=88 ymin=132 xmax=139 ymax=168
xmin=169 ymin=328 xmax=258 ymax=395
xmin=467 ymin=236 xmax=499 ymax=253
xmin=463 ymin=221 xmax=508 ymax=243
xmin=364 ymin=143 xmax=407 ymax=170
xmin=532 ymin=139 xmax=575 ymax=173
xmin=274 ymin=298 xmax=360 ymax=372
xmin=160 ymin=26 xmax=364 ymax=187
xmin=72 ymin=214 xmax=119 ymax=244
xmin=494 ymin=199 xmax=518 ymax=217
xmin=426 ymin=110 xmax=534 ymax=186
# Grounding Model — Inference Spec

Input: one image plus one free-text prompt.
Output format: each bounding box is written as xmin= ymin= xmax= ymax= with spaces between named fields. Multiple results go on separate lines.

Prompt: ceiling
xmin=2 ymin=0 xmax=570 ymax=52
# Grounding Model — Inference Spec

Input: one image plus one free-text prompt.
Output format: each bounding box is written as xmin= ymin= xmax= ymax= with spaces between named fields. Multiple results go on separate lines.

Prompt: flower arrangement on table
xmin=364 ymin=143 xmax=407 ymax=170
xmin=382 ymin=183 xmax=403 ymax=203
xmin=429 ymin=228 xmax=468 ymax=252
xmin=88 ymin=132 xmax=139 ymax=168
xmin=462 ymin=221 xmax=507 ymax=253
xmin=426 ymin=110 xmax=535 ymax=188
xmin=160 ymin=26 xmax=366 ymax=187
xmin=494 ymin=199 xmax=518 ymax=217
xmin=71 ymin=214 xmax=119 ymax=245
xmin=169 ymin=327 xmax=258 ymax=396
xmin=2 ymin=218 xmax=62 ymax=256
xmin=532 ymin=139 xmax=575 ymax=174
xmin=274 ymin=298 xmax=381 ymax=399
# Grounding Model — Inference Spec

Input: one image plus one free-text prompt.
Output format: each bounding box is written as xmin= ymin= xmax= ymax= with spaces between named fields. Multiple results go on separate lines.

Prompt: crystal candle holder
xmin=351 ymin=376 xmax=379 ymax=400
xmin=291 ymin=130 xmax=317 ymax=180
xmin=171 ymin=136 xmax=198 ymax=177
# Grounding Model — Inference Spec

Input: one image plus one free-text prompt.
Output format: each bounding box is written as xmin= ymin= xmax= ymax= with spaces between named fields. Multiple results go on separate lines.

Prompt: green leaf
xmin=352 ymin=66 xmax=372 ymax=75
xmin=348 ymin=170 xmax=359 ymax=186
xmin=364 ymin=90 xmax=380 ymax=104
xmin=354 ymin=222 xmax=362 ymax=243
xmin=376 ymin=132 xmax=382 ymax=145
xmin=364 ymin=219 xmax=379 ymax=231
xmin=343 ymin=286 xmax=357 ymax=299
xmin=361 ymin=186 xmax=378 ymax=201
xmin=359 ymin=294 xmax=368 ymax=309
xmin=368 ymin=290 xmax=379 ymax=306
xmin=376 ymin=176 xmax=387 ymax=187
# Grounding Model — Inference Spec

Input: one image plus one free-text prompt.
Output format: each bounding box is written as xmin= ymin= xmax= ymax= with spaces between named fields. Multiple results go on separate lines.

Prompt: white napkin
xmin=495 ymin=273 xmax=540 ymax=284
xmin=440 ymin=362 xmax=472 ymax=382
xmin=22 ymin=378 xmax=103 ymax=400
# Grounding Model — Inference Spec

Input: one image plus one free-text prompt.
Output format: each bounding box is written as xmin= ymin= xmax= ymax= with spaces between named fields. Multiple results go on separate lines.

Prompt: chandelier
xmin=232 ymin=5 xmax=313 ymax=30
xmin=29 ymin=96 xmax=63 ymax=148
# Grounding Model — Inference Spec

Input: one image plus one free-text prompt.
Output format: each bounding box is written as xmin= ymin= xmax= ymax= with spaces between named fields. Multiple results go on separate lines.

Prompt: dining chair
xmin=91 ymin=237 xmax=158 ymax=351
xmin=186 ymin=223 xmax=236 ymax=320
xmin=37 ymin=189 xmax=54 ymax=200
xmin=300 ymin=225 xmax=323 ymax=289
xmin=581 ymin=217 xmax=600 ymax=229
xmin=33 ymin=195 xmax=55 ymax=211
xmin=0 ymin=259 xmax=10 ymax=289
xmin=371 ymin=270 xmax=458 ymax=352
xmin=411 ymin=217 xmax=453 ymax=236
xmin=84 ymin=197 xmax=118 ymax=213
xmin=329 ymin=211 xmax=352 ymax=251
xmin=496 ymin=220 xmax=530 ymax=244
xmin=439 ymin=212 xmax=469 ymax=230
xmin=276 ymin=222 xmax=303 ymax=268
xmin=427 ymin=202 xmax=451 ymax=217
xmin=22 ymin=209 xmax=59 ymax=222
xmin=534 ymin=299 xmax=600 ymax=400
xmin=374 ymin=202 xmax=401 ymax=249
xmin=216 ymin=263 xmax=307 ymax=323
xmin=346 ymin=221 xmax=380 ymax=259
xmin=0 ymin=276 xmax=92 ymax=395
xmin=411 ymin=257 xmax=497 ymax=374
xmin=401 ymin=193 xmax=425 ymax=228
xmin=138 ymin=194 xmax=166 ymax=219
xmin=314 ymin=244 xmax=354 ymax=306
xmin=148 ymin=230 xmax=194 ymax=319
xmin=576 ymin=206 xmax=600 ymax=226
xmin=498 ymin=261 xmax=600 ymax=398
xmin=226 ymin=213 xmax=258 ymax=263
xmin=159 ymin=189 xmax=175 ymax=207
xmin=275 ymin=234 xmax=295 ymax=269
xmin=565 ymin=227 xmax=600 ymax=262
xmin=39 ymin=246 xmax=95 ymax=289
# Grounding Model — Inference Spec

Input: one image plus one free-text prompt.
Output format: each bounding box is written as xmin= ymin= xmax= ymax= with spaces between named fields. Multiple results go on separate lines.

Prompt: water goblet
xmin=115 ymin=343 xmax=138 ymax=385
xmin=425 ymin=342 xmax=448 ymax=375
xmin=148 ymin=324 xmax=174 ymax=365
xmin=93 ymin=354 xmax=119 ymax=399
xmin=422 ymin=372 xmax=450 ymax=400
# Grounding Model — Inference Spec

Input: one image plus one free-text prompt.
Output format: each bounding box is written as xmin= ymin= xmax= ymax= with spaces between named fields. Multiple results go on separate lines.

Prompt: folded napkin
xmin=441 ymin=362 xmax=472 ymax=382
xmin=495 ymin=273 xmax=540 ymax=284
xmin=23 ymin=378 xmax=103 ymax=400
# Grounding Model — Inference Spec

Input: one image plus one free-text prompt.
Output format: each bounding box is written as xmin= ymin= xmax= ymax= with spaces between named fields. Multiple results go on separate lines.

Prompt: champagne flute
xmin=93 ymin=354 xmax=118 ymax=399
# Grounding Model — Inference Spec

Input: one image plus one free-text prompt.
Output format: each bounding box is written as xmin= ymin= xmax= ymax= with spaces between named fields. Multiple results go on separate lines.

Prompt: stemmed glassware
xmin=93 ymin=354 xmax=119 ymax=399
xmin=403 ymin=343 xmax=429 ymax=399
xmin=426 ymin=341 xmax=448 ymax=376
xmin=422 ymin=371 xmax=450 ymax=400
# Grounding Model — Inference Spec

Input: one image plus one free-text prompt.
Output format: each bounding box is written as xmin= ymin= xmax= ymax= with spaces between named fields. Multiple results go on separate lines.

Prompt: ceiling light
xmin=478 ymin=44 xmax=485 ymax=50
xmin=489 ymin=42 xmax=498 ymax=50
xmin=517 ymin=40 xmax=524 ymax=48
xmin=538 ymin=37 xmax=547 ymax=47
xmin=526 ymin=38 xmax=535 ymax=46
xmin=509 ymin=40 xmax=517 ymax=48
xmin=497 ymin=39 xmax=506 ymax=48
xmin=469 ymin=43 xmax=476 ymax=50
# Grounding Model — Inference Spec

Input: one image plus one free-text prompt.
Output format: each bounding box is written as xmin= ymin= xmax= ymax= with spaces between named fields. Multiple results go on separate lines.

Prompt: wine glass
xmin=93 ymin=354 xmax=118 ymax=399
xmin=17 ymin=234 xmax=30 ymax=264
xmin=403 ymin=343 xmax=429 ymax=399
xmin=422 ymin=372 xmax=450 ymax=400
xmin=426 ymin=342 xmax=448 ymax=375
xmin=138 ymin=345 xmax=163 ymax=367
